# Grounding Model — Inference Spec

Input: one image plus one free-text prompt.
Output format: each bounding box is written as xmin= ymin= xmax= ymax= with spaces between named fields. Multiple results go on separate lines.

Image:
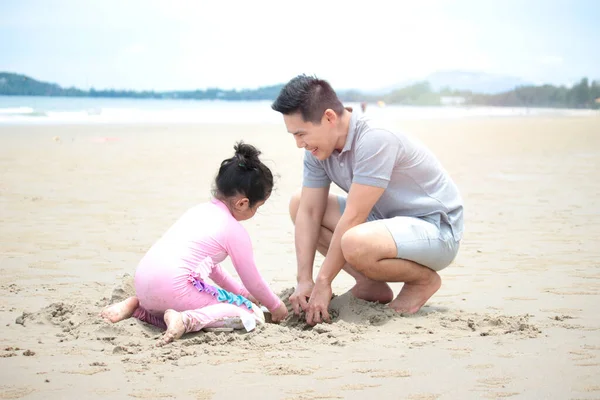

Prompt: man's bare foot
xmin=158 ymin=309 xmax=185 ymax=346
xmin=351 ymin=280 xmax=394 ymax=304
xmin=388 ymin=272 xmax=441 ymax=314
xmin=100 ymin=297 xmax=139 ymax=323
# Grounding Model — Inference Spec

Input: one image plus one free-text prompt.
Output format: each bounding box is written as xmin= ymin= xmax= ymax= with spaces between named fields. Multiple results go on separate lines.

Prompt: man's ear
xmin=324 ymin=109 xmax=338 ymax=124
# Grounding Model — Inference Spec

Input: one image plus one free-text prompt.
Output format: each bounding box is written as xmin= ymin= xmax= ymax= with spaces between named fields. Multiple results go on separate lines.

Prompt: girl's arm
xmin=208 ymin=264 xmax=251 ymax=299
xmin=224 ymin=225 xmax=282 ymax=312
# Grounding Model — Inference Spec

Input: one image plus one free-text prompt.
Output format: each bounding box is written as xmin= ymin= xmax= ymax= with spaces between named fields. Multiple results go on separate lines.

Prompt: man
xmin=271 ymin=75 xmax=463 ymax=326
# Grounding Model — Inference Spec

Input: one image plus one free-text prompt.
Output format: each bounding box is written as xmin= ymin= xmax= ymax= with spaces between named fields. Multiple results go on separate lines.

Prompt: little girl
xmin=101 ymin=141 xmax=288 ymax=345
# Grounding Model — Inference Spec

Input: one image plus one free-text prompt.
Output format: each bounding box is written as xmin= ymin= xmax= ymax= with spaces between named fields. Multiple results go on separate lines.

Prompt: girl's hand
xmin=269 ymin=300 xmax=289 ymax=323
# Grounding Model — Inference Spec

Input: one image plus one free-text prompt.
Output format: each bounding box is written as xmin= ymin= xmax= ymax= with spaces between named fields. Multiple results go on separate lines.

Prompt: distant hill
xmin=426 ymin=71 xmax=532 ymax=94
xmin=0 ymin=72 xmax=85 ymax=96
xmin=1 ymin=70 xmax=528 ymax=100
xmin=0 ymin=72 xmax=283 ymax=100
xmin=372 ymin=70 xmax=532 ymax=95
xmin=1 ymin=71 xmax=598 ymax=109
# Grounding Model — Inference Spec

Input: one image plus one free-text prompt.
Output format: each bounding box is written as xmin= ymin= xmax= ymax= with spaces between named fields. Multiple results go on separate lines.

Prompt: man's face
xmin=283 ymin=112 xmax=335 ymax=160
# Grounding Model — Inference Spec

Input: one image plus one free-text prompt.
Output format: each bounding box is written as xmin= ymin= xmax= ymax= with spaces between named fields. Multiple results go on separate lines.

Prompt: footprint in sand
xmin=569 ymin=350 xmax=596 ymax=361
xmin=540 ymin=308 xmax=582 ymax=314
xmin=446 ymin=346 xmax=473 ymax=359
xmin=569 ymin=349 xmax=599 ymax=366
xmin=0 ymin=387 xmax=35 ymax=399
xmin=265 ymin=365 xmax=316 ymax=376
xmin=466 ymin=364 xmax=495 ymax=370
xmin=353 ymin=368 xmax=411 ymax=378
xmin=339 ymin=383 xmax=382 ymax=391
xmin=283 ymin=389 xmax=343 ymax=400
xmin=315 ymin=375 xmax=342 ymax=381
xmin=544 ymin=288 xmax=598 ymax=296
xmin=127 ymin=390 xmax=175 ymax=398
xmin=473 ymin=376 xmax=520 ymax=399
xmin=503 ymin=296 xmax=537 ymax=301
xmin=59 ymin=367 xmax=110 ymax=376
xmin=482 ymin=392 xmax=521 ymax=399
xmin=406 ymin=394 xmax=440 ymax=400
xmin=476 ymin=376 xmax=512 ymax=388
xmin=187 ymin=389 xmax=215 ymax=400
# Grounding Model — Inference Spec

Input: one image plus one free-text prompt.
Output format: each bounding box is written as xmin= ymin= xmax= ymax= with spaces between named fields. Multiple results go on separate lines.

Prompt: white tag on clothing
xmin=240 ymin=313 xmax=256 ymax=332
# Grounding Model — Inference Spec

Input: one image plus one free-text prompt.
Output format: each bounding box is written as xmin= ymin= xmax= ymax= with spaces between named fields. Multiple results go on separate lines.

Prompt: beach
xmin=1 ymin=114 xmax=599 ymax=399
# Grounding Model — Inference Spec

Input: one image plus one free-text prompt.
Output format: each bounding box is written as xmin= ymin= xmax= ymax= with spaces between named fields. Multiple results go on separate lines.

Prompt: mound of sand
xmin=12 ymin=273 xmax=543 ymax=365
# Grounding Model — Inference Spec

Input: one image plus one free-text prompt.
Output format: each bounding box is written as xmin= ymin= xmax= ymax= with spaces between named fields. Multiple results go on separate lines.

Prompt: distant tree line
xmin=457 ymin=78 xmax=599 ymax=109
xmin=1 ymin=72 xmax=598 ymax=109
xmin=342 ymin=79 xmax=600 ymax=109
xmin=0 ymin=72 xmax=285 ymax=101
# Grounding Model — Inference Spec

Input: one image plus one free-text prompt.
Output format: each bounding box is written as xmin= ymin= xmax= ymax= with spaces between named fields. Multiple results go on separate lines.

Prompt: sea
xmin=0 ymin=96 xmax=596 ymax=125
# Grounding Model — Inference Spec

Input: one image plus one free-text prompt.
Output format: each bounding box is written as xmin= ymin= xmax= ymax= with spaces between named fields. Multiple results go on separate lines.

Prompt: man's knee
xmin=341 ymin=222 xmax=397 ymax=278
xmin=341 ymin=227 xmax=374 ymax=273
xmin=288 ymin=189 xmax=302 ymax=224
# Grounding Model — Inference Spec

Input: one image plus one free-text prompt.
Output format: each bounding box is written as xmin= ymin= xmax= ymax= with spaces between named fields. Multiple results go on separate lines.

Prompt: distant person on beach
xmin=271 ymin=75 xmax=464 ymax=326
xmin=101 ymin=142 xmax=288 ymax=345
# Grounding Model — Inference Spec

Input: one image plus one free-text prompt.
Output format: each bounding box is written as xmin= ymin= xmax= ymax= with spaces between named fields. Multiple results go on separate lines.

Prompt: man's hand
xmin=305 ymin=280 xmax=332 ymax=326
xmin=269 ymin=300 xmax=289 ymax=323
xmin=289 ymin=280 xmax=314 ymax=315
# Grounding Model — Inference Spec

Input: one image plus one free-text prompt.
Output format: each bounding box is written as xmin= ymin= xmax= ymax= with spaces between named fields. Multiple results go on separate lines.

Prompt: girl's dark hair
xmin=214 ymin=141 xmax=273 ymax=207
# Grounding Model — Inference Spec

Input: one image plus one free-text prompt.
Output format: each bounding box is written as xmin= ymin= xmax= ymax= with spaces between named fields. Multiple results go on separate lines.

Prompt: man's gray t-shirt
xmin=303 ymin=112 xmax=464 ymax=241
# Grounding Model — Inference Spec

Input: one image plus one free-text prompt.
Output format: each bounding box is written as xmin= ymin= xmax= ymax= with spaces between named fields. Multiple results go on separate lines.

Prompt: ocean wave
xmin=0 ymin=106 xmax=47 ymax=117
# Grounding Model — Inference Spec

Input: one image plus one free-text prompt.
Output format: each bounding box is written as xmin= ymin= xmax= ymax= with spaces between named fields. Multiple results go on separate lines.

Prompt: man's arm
xmin=289 ymin=186 xmax=329 ymax=314
xmin=305 ymin=183 xmax=384 ymax=325
xmin=295 ymin=186 xmax=329 ymax=281
xmin=316 ymin=183 xmax=385 ymax=284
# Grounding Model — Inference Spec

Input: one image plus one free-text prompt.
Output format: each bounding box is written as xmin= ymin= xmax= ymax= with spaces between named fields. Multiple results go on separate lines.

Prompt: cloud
xmin=123 ymin=44 xmax=147 ymax=55
xmin=1 ymin=0 xmax=595 ymax=90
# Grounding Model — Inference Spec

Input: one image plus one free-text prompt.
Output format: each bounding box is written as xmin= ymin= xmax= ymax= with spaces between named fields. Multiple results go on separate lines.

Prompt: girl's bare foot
xmin=388 ymin=272 xmax=441 ymax=314
xmin=158 ymin=309 xmax=185 ymax=346
xmin=100 ymin=297 xmax=139 ymax=323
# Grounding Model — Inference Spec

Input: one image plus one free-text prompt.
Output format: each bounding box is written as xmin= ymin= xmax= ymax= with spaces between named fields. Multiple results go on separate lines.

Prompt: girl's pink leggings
xmin=132 ymin=269 xmax=262 ymax=333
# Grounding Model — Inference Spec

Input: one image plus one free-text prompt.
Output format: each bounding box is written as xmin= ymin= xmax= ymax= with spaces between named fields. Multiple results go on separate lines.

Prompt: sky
xmin=0 ymin=0 xmax=598 ymax=91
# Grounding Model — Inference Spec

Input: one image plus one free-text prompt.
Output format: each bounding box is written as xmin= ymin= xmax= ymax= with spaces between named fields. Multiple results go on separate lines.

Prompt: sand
xmin=1 ymin=115 xmax=599 ymax=399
